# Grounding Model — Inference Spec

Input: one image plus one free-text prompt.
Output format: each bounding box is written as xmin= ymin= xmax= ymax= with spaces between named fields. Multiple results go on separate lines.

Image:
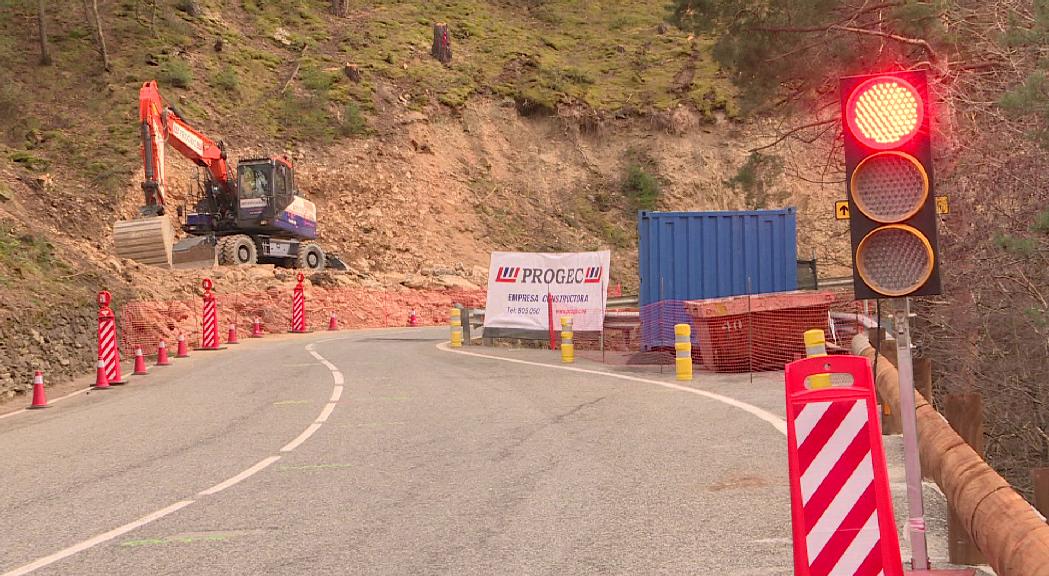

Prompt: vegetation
xmin=158 ymin=59 xmax=193 ymax=88
xmin=672 ymin=0 xmax=1049 ymax=496
xmin=724 ymin=152 xmax=785 ymax=210
xmin=0 ymin=224 xmax=64 ymax=283
xmin=623 ymin=164 xmax=660 ymax=211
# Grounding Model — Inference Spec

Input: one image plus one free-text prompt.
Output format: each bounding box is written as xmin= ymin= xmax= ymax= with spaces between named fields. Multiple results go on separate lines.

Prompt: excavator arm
xmin=138 ymin=80 xmax=234 ymax=213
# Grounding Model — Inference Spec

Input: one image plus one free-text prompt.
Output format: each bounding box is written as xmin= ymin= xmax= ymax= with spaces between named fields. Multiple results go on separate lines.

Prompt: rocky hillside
xmin=0 ymin=1 xmax=848 ymax=400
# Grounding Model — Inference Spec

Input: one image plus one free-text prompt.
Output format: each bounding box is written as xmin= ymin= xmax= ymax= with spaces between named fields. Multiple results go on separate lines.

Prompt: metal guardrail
xmin=463 ymin=279 xmax=852 ymax=328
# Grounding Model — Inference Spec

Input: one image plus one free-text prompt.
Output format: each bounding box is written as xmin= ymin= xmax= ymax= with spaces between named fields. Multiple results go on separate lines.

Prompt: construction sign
xmin=484 ymin=251 xmax=610 ymax=332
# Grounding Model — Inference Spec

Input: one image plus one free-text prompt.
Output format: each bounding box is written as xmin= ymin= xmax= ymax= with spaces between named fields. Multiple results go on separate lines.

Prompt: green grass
xmin=337 ymin=0 xmax=732 ymax=116
xmin=0 ymin=223 xmax=65 ymax=283
xmin=158 ymin=59 xmax=193 ymax=88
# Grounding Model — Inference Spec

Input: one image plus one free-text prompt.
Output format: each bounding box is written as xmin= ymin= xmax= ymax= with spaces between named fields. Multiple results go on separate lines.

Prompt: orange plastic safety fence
xmin=575 ymin=290 xmax=870 ymax=372
xmin=119 ymin=287 xmax=487 ymax=355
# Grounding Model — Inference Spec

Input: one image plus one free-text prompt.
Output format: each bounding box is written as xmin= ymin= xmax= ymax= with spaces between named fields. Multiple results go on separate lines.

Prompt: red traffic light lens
xmin=846 ymin=76 xmax=923 ymax=149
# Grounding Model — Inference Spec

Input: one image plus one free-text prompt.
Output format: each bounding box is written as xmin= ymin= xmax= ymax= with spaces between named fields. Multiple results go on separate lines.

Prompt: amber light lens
xmin=846 ymin=77 xmax=923 ymax=149
xmin=851 ymin=151 xmax=929 ymax=223
xmin=856 ymin=225 xmax=934 ymax=296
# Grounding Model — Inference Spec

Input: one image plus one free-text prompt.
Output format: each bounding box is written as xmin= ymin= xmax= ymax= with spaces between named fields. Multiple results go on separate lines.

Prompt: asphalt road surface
xmin=0 ymin=328 xmax=983 ymax=575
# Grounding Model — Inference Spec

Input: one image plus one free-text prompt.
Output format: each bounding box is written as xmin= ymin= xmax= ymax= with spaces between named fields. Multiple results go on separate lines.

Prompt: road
xmin=0 ymin=328 xmax=976 ymax=575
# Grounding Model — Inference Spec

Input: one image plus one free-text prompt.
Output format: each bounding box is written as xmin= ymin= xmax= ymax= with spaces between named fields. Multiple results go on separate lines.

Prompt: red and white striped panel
xmin=794 ymin=399 xmax=886 ymax=576
xmin=201 ymin=299 xmax=218 ymax=349
xmin=97 ymin=316 xmax=121 ymax=382
xmin=292 ymin=289 xmax=305 ymax=332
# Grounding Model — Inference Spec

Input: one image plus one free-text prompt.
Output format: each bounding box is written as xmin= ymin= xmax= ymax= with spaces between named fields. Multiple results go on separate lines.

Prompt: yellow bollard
xmin=450 ymin=307 xmax=463 ymax=348
xmin=674 ymin=323 xmax=693 ymax=381
xmin=803 ymin=328 xmax=832 ymax=389
xmin=560 ymin=316 xmax=574 ymax=364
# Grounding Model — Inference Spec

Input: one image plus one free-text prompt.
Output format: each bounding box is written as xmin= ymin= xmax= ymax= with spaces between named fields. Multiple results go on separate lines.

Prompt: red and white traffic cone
xmin=227 ymin=324 xmax=239 ymax=344
xmin=176 ymin=334 xmax=189 ymax=358
xmin=94 ymin=359 xmax=110 ymax=389
xmin=328 ymin=312 xmax=338 ymax=331
xmin=28 ymin=371 xmax=48 ymax=409
xmin=251 ymin=317 xmax=263 ymax=338
xmin=133 ymin=347 xmax=148 ymax=375
xmin=156 ymin=341 xmax=171 ymax=366
xmin=409 ymin=309 xmax=419 ymax=327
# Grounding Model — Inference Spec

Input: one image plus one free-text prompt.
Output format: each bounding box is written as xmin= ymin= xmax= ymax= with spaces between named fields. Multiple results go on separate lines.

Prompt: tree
xmin=36 ymin=0 xmax=51 ymax=66
xmin=82 ymin=0 xmax=111 ymax=72
xmin=669 ymin=0 xmax=1049 ymax=496
xmin=331 ymin=0 xmax=348 ymax=17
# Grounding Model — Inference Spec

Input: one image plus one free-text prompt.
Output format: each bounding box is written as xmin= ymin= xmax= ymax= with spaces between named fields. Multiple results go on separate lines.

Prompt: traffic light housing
xmin=841 ymin=70 xmax=941 ymax=299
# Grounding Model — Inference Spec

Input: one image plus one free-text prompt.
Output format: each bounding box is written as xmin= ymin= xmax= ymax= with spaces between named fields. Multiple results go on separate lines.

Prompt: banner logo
xmin=496 ymin=266 xmax=521 ymax=283
xmin=584 ymin=266 xmax=603 ymax=284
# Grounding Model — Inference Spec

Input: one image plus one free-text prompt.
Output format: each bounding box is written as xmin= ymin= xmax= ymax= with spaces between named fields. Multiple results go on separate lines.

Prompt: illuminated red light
xmin=846 ymin=76 xmax=922 ymax=149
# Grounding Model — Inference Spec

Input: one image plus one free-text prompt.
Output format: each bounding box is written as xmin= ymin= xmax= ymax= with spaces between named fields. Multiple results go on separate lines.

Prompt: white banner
xmin=484 ymin=251 xmax=610 ymax=332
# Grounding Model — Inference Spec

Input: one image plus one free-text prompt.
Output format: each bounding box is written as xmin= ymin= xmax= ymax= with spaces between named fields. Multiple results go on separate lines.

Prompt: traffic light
xmin=840 ymin=70 xmax=941 ymax=299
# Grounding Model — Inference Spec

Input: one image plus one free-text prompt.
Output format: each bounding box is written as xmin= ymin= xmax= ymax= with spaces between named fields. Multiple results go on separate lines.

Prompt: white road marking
xmin=281 ymin=422 xmax=323 ymax=452
xmin=316 ymin=402 xmax=337 ymax=423
xmin=3 ymin=338 xmax=349 ymax=574
xmin=0 ymin=500 xmax=195 ymax=576
xmin=437 ymin=343 xmax=788 ymax=436
xmin=198 ymin=456 xmax=281 ymax=496
xmin=0 ymin=385 xmax=95 ymax=421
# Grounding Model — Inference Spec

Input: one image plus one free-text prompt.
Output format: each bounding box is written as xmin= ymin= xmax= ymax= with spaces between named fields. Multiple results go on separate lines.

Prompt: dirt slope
xmin=0 ymin=1 xmax=848 ymax=400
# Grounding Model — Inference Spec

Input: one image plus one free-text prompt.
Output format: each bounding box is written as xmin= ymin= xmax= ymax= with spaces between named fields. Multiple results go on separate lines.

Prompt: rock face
xmin=0 ymin=305 xmax=96 ymax=401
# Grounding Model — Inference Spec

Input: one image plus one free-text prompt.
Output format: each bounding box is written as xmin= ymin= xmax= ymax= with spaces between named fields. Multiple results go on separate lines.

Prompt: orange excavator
xmin=113 ymin=80 xmax=340 ymax=270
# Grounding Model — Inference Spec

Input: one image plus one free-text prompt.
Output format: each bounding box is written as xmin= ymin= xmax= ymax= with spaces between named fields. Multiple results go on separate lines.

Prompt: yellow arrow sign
xmin=936 ymin=195 xmax=949 ymax=215
xmin=835 ymin=201 xmax=850 ymax=220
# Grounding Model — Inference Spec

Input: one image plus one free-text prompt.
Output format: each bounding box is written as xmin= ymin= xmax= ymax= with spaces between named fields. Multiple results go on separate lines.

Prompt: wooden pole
xmin=1034 ymin=468 xmax=1049 ymax=523
xmin=431 ymin=23 xmax=452 ymax=64
xmin=913 ymin=357 xmax=932 ymax=464
xmin=943 ymin=393 xmax=986 ymax=565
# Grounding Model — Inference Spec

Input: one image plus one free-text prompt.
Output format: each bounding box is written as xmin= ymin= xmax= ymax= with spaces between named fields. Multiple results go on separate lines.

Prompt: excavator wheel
xmin=218 ymin=234 xmax=257 ymax=266
xmin=297 ymin=241 xmax=325 ymax=272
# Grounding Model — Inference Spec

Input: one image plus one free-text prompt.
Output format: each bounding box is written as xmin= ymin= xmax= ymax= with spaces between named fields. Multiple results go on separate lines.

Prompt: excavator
xmin=113 ymin=80 xmax=342 ymax=271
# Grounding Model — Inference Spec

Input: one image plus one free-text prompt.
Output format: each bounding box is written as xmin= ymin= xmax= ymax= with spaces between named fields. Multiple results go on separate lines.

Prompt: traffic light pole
xmin=893 ymin=298 xmax=930 ymax=570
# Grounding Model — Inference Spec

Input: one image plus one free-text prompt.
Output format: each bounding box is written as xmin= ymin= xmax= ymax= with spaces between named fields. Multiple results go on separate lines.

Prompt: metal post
xmin=462 ymin=307 xmax=472 ymax=345
xmin=894 ymin=298 xmax=929 ymax=570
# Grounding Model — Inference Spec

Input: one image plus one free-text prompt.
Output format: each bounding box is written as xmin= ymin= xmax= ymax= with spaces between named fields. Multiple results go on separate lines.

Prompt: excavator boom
xmin=116 ymin=80 xmax=234 ymax=266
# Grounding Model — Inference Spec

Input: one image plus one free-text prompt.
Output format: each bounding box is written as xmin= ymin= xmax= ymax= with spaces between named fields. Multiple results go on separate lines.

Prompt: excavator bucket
xmin=113 ymin=216 xmax=174 ymax=267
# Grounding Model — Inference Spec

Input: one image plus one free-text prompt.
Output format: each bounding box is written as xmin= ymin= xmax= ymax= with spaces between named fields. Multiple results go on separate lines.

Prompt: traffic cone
xmin=176 ymin=334 xmax=189 ymax=358
xmin=133 ymin=347 xmax=148 ymax=375
xmin=94 ymin=359 xmax=110 ymax=389
xmin=156 ymin=341 xmax=171 ymax=366
xmin=28 ymin=371 xmax=48 ymax=409
xmin=251 ymin=317 xmax=263 ymax=338
xmin=328 ymin=312 xmax=338 ymax=331
xmin=227 ymin=324 xmax=239 ymax=344
xmin=409 ymin=309 xmax=419 ymax=327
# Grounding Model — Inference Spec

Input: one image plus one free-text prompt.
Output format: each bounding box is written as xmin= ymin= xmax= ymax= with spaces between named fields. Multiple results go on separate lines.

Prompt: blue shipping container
xmin=638 ymin=209 xmax=798 ymax=306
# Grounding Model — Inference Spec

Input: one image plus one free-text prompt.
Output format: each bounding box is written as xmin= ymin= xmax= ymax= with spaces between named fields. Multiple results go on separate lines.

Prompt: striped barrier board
xmin=97 ymin=291 xmax=127 ymax=384
xmin=291 ymin=273 xmax=306 ymax=333
xmin=784 ymin=354 xmax=902 ymax=576
xmin=200 ymin=279 xmax=219 ymax=350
